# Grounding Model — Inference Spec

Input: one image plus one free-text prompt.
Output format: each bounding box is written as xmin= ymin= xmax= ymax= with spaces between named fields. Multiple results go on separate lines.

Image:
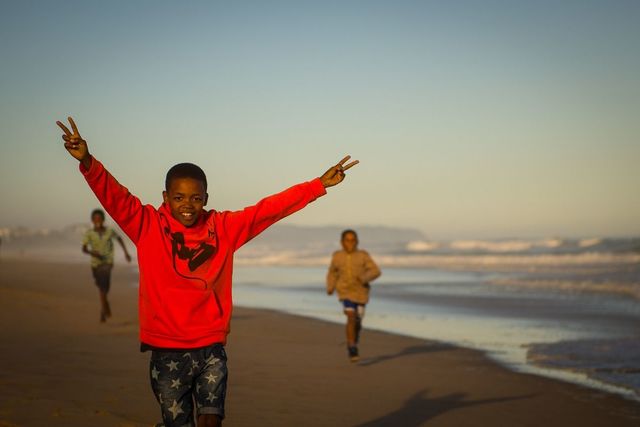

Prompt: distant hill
xmin=250 ymin=224 xmax=427 ymax=252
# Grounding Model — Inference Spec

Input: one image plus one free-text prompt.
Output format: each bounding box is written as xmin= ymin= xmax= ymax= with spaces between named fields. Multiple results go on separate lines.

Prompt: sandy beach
xmin=0 ymin=258 xmax=639 ymax=426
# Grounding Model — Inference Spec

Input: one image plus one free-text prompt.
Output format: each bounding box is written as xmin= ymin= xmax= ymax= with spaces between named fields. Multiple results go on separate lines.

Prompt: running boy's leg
xmin=354 ymin=304 xmax=365 ymax=344
xmin=343 ymin=300 xmax=360 ymax=361
xmin=193 ymin=344 xmax=228 ymax=426
xmin=343 ymin=300 xmax=366 ymax=345
xmin=197 ymin=414 xmax=221 ymax=427
xmin=92 ymin=264 xmax=113 ymax=322
xmin=149 ymin=351 xmax=196 ymax=427
xmin=345 ymin=310 xmax=358 ymax=345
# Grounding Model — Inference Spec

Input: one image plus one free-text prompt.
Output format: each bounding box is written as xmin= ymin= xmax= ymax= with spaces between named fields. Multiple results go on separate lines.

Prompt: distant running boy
xmin=57 ymin=116 xmax=358 ymax=427
xmin=327 ymin=229 xmax=381 ymax=362
xmin=83 ymin=208 xmax=132 ymax=322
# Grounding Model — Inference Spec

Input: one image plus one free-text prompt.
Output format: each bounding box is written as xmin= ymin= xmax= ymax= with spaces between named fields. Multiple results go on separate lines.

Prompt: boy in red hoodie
xmin=57 ymin=117 xmax=358 ymax=427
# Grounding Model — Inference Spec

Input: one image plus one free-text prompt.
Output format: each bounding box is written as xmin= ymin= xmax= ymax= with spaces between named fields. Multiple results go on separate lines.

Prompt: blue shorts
xmin=342 ymin=299 xmax=366 ymax=318
xmin=149 ymin=343 xmax=228 ymax=427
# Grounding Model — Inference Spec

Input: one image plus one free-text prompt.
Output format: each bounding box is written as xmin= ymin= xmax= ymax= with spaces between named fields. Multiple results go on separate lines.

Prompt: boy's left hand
xmin=320 ymin=155 xmax=359 ymax=188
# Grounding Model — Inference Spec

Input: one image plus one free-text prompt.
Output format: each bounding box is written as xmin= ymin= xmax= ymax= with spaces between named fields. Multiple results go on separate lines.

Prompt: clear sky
xmin=1 ymin=1 xmax=638 ymax=239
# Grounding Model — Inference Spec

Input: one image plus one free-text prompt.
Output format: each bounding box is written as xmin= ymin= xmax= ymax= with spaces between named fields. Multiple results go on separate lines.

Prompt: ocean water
xmin=231 ymin=265 xmax=640 ymax=401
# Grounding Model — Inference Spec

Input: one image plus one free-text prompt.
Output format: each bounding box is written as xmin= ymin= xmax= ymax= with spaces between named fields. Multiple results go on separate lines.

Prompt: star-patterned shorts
xmin=149 ymin=343 xmax=228 ymax=427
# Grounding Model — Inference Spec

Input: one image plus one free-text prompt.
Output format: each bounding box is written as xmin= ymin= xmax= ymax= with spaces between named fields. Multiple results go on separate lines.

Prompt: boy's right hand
xmin=56 ymin=116 xmax=91 ymax=169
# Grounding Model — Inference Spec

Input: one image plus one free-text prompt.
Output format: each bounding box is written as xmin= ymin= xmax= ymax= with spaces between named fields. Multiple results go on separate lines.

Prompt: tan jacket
xmin=327 ymin=249 xmax=381 ymax=304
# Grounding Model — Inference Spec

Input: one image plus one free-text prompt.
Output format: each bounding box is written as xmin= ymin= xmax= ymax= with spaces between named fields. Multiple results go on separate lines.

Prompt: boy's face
xmin=91 ymin=214 xmax=104 ymax=229
xmin=163 ymin=177 xmax=208 ymax=227
xmin=341 ymin=232 xmax=358 ymax=254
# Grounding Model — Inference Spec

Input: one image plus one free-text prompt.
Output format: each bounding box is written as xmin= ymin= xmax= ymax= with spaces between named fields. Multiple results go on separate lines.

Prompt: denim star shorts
xmin=149 ymin=343 xmax=228 ymax=427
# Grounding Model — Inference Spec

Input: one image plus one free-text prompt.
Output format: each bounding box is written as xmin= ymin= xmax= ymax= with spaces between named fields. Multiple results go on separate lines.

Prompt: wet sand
xmin=0 ymin=258 xmax=639 ymax=426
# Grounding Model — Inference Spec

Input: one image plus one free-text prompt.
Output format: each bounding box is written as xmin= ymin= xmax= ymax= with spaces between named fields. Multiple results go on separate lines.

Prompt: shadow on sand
xmin=354 ymin=389 xmax=535 ymax=427
xmin=358 ymin=343 xmax=453 ymax=367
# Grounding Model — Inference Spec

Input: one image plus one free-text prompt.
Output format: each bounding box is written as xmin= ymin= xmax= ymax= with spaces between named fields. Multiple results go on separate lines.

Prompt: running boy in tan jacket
xmin=326 ymin=229 xmax=381 ymax=362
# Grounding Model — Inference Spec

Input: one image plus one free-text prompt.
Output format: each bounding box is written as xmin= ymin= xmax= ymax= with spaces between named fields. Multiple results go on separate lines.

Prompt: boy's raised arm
xmin=56 ymin=117 xmax=147 ymax=243
xmin=224 ymin=156 xmax=359 ymax=250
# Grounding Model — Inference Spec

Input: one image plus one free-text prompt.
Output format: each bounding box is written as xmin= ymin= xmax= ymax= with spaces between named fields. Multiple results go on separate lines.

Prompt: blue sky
xmin=1 ymin=1 xmax=638 ymax=239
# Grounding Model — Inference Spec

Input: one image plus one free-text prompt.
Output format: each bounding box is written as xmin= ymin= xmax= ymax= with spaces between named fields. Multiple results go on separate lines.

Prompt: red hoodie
xmin=81 ymin=156 xmax=326 ymax=349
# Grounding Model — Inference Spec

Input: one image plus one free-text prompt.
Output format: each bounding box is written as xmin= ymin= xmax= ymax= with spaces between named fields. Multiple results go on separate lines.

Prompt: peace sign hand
xmin=56 ymin=116 xmax=91 ymax=169
xmin=319 ymin=155 xmax=359 ymax=188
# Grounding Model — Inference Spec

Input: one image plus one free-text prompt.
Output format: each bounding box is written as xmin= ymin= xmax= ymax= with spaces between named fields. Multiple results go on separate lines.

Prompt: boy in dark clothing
xmin=57 ymin=116 xmax=358 ymax=427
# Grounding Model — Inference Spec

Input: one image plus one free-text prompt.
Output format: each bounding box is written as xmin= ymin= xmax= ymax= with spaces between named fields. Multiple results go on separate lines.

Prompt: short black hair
xmin=165 ymin=163 xmax=208 ymax=192
xmin=91 ymin=208 xmax=105 ymax=220
xmin=341 ymin=229 xmax=358 ymax=240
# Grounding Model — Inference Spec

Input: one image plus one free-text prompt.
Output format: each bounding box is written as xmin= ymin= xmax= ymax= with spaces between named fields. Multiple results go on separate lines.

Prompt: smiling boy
xmin=57 ymin=117 xmax=358 ymax=427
